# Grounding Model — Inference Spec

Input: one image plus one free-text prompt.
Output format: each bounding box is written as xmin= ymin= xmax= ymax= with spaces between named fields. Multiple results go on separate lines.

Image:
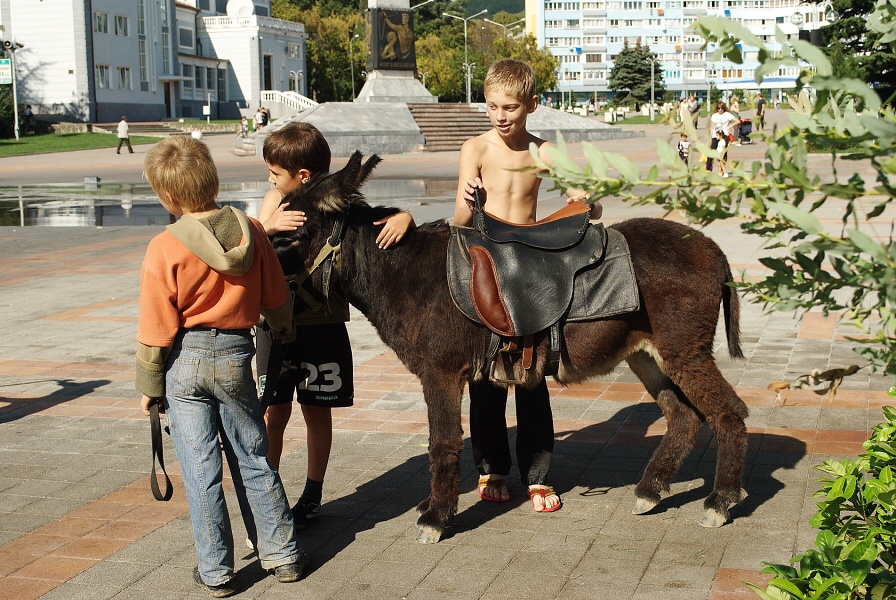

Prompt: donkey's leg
xmin=415 ymin=372 xmax=466 ymax=544
xmin=671 ymin=360 xmax=748 ymax=527
xmin=627 ymin=351 xmax=704 ymax=515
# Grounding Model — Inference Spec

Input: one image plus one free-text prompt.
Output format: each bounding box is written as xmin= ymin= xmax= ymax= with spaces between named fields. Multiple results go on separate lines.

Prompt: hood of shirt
xmin=166 ymin=205 xmax=255 ymax=276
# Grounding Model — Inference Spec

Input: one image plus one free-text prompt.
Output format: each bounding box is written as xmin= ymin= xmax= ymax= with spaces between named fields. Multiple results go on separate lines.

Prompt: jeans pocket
xmin=225 ymin=357 xmax=258 ymax=406
xmin=167 ymin=355 xmax=201 ymax=398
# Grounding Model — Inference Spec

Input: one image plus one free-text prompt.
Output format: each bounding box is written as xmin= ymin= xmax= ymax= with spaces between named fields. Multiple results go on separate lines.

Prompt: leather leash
xmin=149 ymin=400 xmax=173 ymax=501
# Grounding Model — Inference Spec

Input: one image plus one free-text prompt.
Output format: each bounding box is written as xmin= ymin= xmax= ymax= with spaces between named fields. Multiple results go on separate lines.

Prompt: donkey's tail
xmin=722 ymin=263 xmax=744 ymax=359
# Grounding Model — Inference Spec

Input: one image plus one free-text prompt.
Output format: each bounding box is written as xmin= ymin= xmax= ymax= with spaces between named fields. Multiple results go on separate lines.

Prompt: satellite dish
xmin=226 ymin=0 xmax=255 ymax=17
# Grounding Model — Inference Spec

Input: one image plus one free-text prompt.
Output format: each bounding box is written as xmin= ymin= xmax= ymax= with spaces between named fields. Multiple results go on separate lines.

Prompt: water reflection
xmin=0 ymin=178 xmax=457 ymax=227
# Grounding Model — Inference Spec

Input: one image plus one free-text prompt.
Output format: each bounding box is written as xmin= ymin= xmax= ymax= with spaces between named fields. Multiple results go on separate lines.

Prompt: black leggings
xmin=469 ymin=378 xmax=553 ymax=486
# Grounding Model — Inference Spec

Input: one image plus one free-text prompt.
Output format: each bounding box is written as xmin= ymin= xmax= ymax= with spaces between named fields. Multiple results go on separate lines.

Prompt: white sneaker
xmin=722 ymin=173 xmax=730 ymax=178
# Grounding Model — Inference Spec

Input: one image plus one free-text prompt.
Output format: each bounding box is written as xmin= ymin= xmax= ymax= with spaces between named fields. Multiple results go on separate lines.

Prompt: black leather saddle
xmin=447 ymin=194 xmax=607 ymax=338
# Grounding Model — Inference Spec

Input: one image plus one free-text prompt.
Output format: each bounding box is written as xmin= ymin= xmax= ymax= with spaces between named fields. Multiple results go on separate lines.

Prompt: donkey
xmin=272 ymin=152 xmax=749 ymax=544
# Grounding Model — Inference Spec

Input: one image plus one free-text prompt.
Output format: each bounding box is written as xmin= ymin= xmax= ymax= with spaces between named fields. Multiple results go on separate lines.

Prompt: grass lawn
xmin=0 ymin=133 xmax=164 ymax=157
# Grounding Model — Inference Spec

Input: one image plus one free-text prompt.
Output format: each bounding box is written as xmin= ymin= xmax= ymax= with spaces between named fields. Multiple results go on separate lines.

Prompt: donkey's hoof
xmin=415 ymin=524 xmax=443 ymax=544
xmin=632 ymin=497 xmax=660 ymax=515
xmin=699 ymin=508 xmax=729 ymax=528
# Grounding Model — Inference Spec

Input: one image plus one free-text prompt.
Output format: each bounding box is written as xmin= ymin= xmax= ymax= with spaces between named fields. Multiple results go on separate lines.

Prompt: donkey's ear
xmin=359 ymin=154 xmax=382 ymax=186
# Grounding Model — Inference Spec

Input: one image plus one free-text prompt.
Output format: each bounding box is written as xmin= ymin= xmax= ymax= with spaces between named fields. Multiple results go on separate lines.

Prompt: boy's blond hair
xmin=483 ymin=59 xmax=536 ymax=104
xmin=144 ymin=136 xmax=219 ymax=211
xmin=263 ymin=122 xmax=331 ymax=177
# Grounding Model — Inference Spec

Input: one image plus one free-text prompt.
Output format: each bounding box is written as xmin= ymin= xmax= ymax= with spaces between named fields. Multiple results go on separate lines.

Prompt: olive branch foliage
xmin=532 ymin=6 xmax=896 ymax=377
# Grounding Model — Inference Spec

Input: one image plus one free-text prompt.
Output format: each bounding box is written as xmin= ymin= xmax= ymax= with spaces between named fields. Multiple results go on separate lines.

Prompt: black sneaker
xmin=291 ymin=499 xmax=321 ymax=530
xmin=272 ymin=550 xmax=308 ymax=583
xmin=192 ymin=567 xmax=235 ymax=598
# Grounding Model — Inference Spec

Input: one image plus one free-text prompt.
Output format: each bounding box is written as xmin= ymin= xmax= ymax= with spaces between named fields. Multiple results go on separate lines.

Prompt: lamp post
xmin=3 ymin=40 xmax=24 ymax=141
xmin=482 ymin=17 xmax=524 ymax=40
xmin=348 ymin=33 xmax=359 ymax=100
xmin=444 ymin=9 xmax=487 ymax=104
xmin=647 ymin=55 xmax=657 ymax=121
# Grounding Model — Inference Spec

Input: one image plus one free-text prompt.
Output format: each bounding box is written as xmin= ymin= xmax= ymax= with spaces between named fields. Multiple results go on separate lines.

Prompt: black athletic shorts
xmin=256 ymin=322 xmax=354 ymax=408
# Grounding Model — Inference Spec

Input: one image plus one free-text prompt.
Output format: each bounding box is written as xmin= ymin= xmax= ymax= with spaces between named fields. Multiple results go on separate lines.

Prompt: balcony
xmin=201 ymin=14 xmax=305 ymax=34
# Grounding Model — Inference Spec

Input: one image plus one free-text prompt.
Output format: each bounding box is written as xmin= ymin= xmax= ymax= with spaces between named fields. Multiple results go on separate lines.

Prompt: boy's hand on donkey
xmin=269 ymin=203 xmax=306 ymax=233
xmin=374 ymin=211 xmax=415 ymax=249
xmin=566 ymin=193 xmax=603 ymax=220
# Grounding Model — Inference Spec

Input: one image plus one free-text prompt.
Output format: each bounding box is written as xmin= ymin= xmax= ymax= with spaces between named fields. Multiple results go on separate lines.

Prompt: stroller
xmin=738 ymin=118 xmax=753 ymax=144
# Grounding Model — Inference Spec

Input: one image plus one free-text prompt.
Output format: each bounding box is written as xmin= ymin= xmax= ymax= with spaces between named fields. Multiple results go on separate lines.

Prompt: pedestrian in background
xmin=117 ymin=116 xmax=134 ymax=154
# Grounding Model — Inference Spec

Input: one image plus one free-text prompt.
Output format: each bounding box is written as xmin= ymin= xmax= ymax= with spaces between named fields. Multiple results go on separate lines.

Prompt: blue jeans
xmin=165 ymin=328 xmax=301 ymax=585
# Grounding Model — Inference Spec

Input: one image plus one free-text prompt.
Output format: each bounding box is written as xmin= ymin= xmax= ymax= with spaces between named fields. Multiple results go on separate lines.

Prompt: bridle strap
xmin=287 ymin=209 xmax=349 ymax=313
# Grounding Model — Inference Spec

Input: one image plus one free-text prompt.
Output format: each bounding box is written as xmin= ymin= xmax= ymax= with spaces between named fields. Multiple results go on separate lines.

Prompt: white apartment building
xmin=525 ymin=0 xmax=836 ymax=105
xmin=0 ymin=0 xmax=307 ymax=122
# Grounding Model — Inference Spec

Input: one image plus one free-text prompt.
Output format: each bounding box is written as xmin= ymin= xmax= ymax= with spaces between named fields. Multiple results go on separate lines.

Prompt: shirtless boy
xmin=454 ymin=58 xmax=601 ymax=512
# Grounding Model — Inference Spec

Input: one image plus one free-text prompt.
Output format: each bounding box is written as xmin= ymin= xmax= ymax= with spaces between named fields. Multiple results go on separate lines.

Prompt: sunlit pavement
xmin=0 ymin=109 xmax=891 ymax=600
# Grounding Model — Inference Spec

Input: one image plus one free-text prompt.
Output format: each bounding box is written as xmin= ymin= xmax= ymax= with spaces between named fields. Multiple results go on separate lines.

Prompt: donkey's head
xmin=271 ymin=151 xmax=381 ymax=276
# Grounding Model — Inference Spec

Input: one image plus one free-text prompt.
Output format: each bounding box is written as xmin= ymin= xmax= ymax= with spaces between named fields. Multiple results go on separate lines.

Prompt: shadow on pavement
xmin=0 ymin=378 xmax=111 ymax=423
xmin=557 ymin=402 xmax=806 ymax=521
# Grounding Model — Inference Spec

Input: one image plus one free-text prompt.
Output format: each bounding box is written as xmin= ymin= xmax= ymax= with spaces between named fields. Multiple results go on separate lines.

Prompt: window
xmin=138 ymin=40 xmax=148 ymax=82
xmin=566 ymin=19 xmax=580 ymax=28
xmin=206 ymin=68 xmax=215 ymax=90
xmin=195 ymin=66 xmax=204 ymax=89
xmin=161 ymin=32 xmax=171 ymax=73
xmin=95 ymin=65 xmax=110 ymax=88
xmin=137 ymin=0 xmax=145 ymax=35
xmin=179 ymin=27 xmax=194 ymax=48
xmin=287 ymin=43 xmax=301 ymax=59
xmin=217 ymin=69 xmax=227 ymax=102
xmin=546 ymin=20 xmax=563 ymax=28
xmin=115 ymin=15 xmax=128 ymax=36
xmin=586 ymin=53 xmax=603 ymax=62
xmin=94 ymin=12 xmax=108 ymax=34
xmin=117 ymin=67 xmax=132 ymax=90
xmin=545 ymin=2 xmax=562 ymax=9
xmin=182 ymin=64 xmax=193 ymax=91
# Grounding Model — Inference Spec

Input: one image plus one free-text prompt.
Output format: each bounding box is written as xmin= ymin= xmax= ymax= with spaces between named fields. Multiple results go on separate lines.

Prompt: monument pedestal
xmin=355 ymin=70 xmax=436 ymax=104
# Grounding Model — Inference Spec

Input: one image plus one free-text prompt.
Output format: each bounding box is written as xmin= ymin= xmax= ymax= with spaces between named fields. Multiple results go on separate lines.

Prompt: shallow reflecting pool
xmin=0 ymin=178 xmax=457 ymax=227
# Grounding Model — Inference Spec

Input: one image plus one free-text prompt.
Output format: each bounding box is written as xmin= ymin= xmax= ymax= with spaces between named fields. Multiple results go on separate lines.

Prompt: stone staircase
xmin=407 ymin=103 xmax=492 ymax=152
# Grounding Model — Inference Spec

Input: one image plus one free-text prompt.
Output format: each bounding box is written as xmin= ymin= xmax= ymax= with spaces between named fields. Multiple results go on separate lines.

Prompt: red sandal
xmin=477 ymin=475 xmax=510 ymax=502
xmin=527 ymin=485 xmax=562 ymax=513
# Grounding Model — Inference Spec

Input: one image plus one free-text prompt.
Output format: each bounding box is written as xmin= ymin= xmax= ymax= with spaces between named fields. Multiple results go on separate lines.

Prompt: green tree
xmin=273 ymin=1 xmax=362 ymax=102
xmin=535 ymin=14 xmax=896 ymax=376
xmin=607 ymin=41 xmax=665 ymax=107
xmin=821 ymin=0 xmax=896 ymax=96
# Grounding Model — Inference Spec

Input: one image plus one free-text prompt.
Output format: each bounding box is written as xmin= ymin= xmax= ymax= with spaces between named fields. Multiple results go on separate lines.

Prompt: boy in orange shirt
xmin=136 ymin=136 xmax=305 ymax=597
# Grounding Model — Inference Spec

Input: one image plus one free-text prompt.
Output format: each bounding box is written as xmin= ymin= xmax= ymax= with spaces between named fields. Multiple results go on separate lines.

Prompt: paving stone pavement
xmin=0 ymin=109 xmax=892 ymax=600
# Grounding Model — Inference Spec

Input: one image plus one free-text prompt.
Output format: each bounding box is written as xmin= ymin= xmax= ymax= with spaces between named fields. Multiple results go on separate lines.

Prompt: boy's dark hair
xmin=263 ymin=122 xmax=331 ymax=176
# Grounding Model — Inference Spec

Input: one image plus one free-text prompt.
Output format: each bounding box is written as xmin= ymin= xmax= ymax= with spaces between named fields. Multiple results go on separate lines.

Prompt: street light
xmin=348 ymin=33 xmax=359 ymax=100
xmin=443 ymin=9 xmax=487 ymax=104
xmin=3 ymin=40 xmax=24 ymax=141
xmin=482 ymin=17 xmax=524 ymax=40
xmin=647 ymin=55 xmax=657 ymax=121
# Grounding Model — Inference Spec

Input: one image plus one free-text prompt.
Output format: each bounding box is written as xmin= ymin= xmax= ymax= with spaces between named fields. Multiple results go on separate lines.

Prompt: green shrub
xmin=750 ymin=391 xmax=896 ymax=600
